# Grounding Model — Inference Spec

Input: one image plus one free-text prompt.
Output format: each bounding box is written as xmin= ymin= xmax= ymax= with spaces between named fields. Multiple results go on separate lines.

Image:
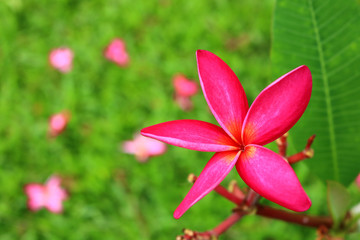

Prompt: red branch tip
xmin=287 ymin=135 xmax=315 ymax=164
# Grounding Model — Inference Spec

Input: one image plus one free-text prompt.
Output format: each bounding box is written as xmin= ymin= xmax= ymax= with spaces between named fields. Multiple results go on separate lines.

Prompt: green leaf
xmin=327 ymin=181 xmax=351 ymax=228
xmin=271 ymin=0 xmax=360 ymax=185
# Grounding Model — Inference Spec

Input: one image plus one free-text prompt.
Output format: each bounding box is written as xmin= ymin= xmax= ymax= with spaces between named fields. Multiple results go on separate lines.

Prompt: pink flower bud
xmin=49 ymin=111 xmax=70 ymax=137
xmin=122 ymin=134 xmax=166 ymax=162
xmin=104 ymin=38 xmax=129 ymax=67
xmin=49 ymin=48 xmax=74 ymax=73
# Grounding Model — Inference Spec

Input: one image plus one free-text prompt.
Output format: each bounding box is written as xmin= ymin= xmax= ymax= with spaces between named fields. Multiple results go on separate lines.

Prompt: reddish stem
xmin=276 ymin=132 xmax=288 ymax=157
xmin=287 ymin=135 xmax=316 ymax=164
xmin=188 ymin=174 xmax=243 ymax=205
xmin=245 ymin=189 xmax=260 ymax=207
xmin=209 ymin=211 xmax=246 ymax=236
xmin=229 ymin=180 xmax=246 ymax=199
xmin=215 ymin=184 xmax=244 ymax=205
xmin=256 ymin=204 xmax=333 ymax=228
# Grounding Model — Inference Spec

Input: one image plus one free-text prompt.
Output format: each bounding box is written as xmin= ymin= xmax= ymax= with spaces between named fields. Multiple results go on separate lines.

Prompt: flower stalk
xmin=287 ymin=135 xmax=316 ymax=164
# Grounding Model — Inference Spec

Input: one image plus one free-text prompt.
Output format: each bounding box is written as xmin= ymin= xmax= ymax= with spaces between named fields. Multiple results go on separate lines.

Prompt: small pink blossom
xmin=356 ymin=174 xmax=360 ymax=190
xmin=48 ymin=111 xmax=70 ymax=137
xmin=122 ymin=134 xmax=167 ymax=162
xmin=142 ymin=50 xmax=313 ymax=218
xmin=173 ymin=74 xmax=199 ymax=97
xmin=49 ymin=47 xmax=73 ymax=73
xmin=173 ymin=74 xmax=199 ymax=111
xmin=104 ymin=38 xmax=129 ymax=67
xmin=24 ymin=176 xmax=68 ymax=213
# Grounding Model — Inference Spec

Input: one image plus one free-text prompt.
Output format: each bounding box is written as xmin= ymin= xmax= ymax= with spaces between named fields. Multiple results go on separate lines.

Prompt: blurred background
xmin=0 ymin=0 xmax=348 ymax=239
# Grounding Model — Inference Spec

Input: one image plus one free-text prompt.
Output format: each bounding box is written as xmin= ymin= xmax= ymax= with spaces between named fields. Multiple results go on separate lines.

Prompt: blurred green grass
xmin=0 ymin=0 xmax=345 ymax=239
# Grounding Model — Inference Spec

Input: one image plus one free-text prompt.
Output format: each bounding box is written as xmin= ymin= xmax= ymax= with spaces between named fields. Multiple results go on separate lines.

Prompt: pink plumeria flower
xmin=24 ymin=176 xmax=68 ymax=213
xmin=48 ymin=111 xmax=70 ymax=137
xmin=104 ymin=38 xmax=129 ymax=67
xmin=142 ymin=50 xmax=312 ymax=218
xmin=122 ymin=134 xmax=167 ymax=162
xmin=173 ymin=74 xmax=199 ymax=111
xmin=49 ymin=47 xmax=74 ymax=73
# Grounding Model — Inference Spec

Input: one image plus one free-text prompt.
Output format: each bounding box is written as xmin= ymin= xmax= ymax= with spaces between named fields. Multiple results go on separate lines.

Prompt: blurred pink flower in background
xmin=104 ymin=38 xmax=129 ymax=67
xmin=122 ymin=134 xmax=167 ymax=162
xmin=356 ymin=174 xmax=360 ymax=190
xmin=48 ymin=111 xmax=70 ymax=137
xmin=49 ymin=47 xmax=74 ymax=73
xmin=173 ymin=74 xmax=199 ymax=111
xmin=24 ymin=176 xmax=68 ymax=213
xmin=173 ymin=74 xmax=198 ymax=97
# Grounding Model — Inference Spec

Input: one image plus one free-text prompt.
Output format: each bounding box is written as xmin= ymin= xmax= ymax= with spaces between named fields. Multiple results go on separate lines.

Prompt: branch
xmin=255 ymin=204 xmax=333 ymax=229
xmin=188 ymin=174 xmax=244 ymax=205
xmin=276 ymin=132 xmax=288 ymax=157
xmin=287 ymin=135 xmax=316 ymax=164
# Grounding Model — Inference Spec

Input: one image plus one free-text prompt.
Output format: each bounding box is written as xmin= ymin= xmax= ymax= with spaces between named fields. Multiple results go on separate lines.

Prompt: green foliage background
xmin=0 ymin=0 xmax=359 ymax=239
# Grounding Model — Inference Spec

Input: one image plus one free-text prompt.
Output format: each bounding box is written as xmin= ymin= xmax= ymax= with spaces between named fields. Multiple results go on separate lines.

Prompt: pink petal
xmin=242 ymin=65 xmax=312 ymax=146
xmin=144 ymin=137 xmax=167 ymax=156
xmin=173 ymin=74 xmax=199 ymax=97
xmin=196 ymin=50 xmax=248 ymax=144
xmin=45 ymin=176 xmax=68 ymax=213
xmin=104 ymin=38 xmax=130 ymax=67
xmin=122 ymin=140 xmax=136 ymax=154
xmin=24 ymin=184 xmax=46 ymax=211
xmin=356 ymin=174 xmax=360 ymax=190
xmin=141 ymin=120 xmax=239 ymax=152
xmin=45 ymin=199 xmax=64 ymax=213
xmin=46 ymin=176 xmax=64 ymax=195
xmin=174 ymin=151 xmax=241 ymax=219
xmin=236 ymin=144 xmax=311 ymax=211
xmin=49 ymin=48 xmax=73 ymax=73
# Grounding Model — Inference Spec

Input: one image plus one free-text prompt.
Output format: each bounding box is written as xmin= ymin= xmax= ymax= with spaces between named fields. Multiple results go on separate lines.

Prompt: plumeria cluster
xmin=25 ymin=38 xmax=133 ymax=213
xmin=23 ymin=46 xmax=360 ymax=239
xmin=49 ymin=38 xmax=130 ymax=73
xmin=25 ymin=39 xmax=197 ymax=213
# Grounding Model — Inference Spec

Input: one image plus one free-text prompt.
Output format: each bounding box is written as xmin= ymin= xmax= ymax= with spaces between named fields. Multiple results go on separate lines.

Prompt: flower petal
xmin=174 ymin=151 xmax=241 ymax=219
xmin=24 ymin=184 xmax=46 ymax=211
xmin=242 ymin=65 xmax=312 ymax=145
xmin=196 ymin=50 xmax=248 ymax=144
xmin=45 ymin=176 xmax=67 ymax=213
xmin=141 ymin=120 xmax=239 ymax=152
xmin=236 ymin=144 xmax=311 ymax=212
